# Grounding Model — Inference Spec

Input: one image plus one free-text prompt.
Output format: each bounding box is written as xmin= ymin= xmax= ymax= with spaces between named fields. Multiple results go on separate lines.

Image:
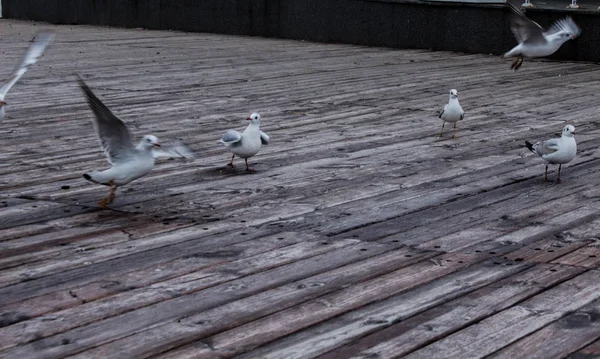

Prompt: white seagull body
xmin=525 ymin=125 xmax=576 ymax=183
xmin=438 ymin=89 xmax=464 ymax=139
xmin=220 ymin=112 xmax=269 ymax=172
xmin=77 ymin=76 xmax=194 ymax=208
xmin=505 ymin=3 xmax=581 ymax=70
xmin=0 ymin=31 xmax=54 ymax=121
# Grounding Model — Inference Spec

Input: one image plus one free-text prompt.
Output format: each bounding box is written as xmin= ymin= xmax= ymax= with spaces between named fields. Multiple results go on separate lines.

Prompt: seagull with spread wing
xmin=77 ymin=76 xmax=194 ymax=208
xmin=505 ymin=3 xmax=581 ymax=70
xmin=525 ymin=125 xmax=576 ymax=183
xmin=220 ymin=113 xmax=269 ymax=172
xmin=0 ymin=31 xmax=54 ymax=121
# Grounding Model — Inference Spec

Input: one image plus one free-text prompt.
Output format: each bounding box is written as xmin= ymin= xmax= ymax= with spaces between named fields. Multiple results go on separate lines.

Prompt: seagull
xmin=220 ymin=112 xmax=269 ymax=172
xmin=0 ymin=31 xmax=54 ymax=121
xmin=77 ymin=76 xmax=194 ymax=208
xmin=525 ymin=125 xmax=576 ymax=183
xmin=505 ymin=3 xmax=581 ymax=70
xmin=438 ymin=89 xmax=464 ymax=139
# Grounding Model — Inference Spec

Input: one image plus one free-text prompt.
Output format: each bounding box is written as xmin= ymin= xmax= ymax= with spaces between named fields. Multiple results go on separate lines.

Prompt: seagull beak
xmin=247 ymin=117 xmax=252 ymax=121
xmin=0 ymin=101 xmax=6 ymax=106
xmin=153 ymin=143 xmax=161 ymax=147
xmin=572 ymin=35 xmax=577 ymax=39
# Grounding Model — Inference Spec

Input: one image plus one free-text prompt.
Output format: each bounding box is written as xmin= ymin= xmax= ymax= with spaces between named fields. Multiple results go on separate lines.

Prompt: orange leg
xmin=227 ymin=154 xmax=235 ymax=167
xmin=99 ymin=182 xmax=117 ymax=209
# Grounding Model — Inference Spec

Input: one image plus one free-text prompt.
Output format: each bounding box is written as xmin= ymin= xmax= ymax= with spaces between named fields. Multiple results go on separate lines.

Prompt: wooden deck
xmin=2 ymin=19 xmax=600 ymax=359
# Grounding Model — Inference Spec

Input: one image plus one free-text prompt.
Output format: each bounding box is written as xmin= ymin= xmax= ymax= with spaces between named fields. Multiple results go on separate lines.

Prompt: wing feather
xmin=153 ymin=141 xmax=195 ymax=159
xmin=506 ymin=3 xmax=545 ymax=45
xmin=220 ymin=130 xmax=242 ymax=145
xmin=260 ymin=131 xmax=270 ymax=145
xmin=77 ymin=75 xmax=135 ymax=165
xmin=0 ymin=31 xmax=54 ymax=99
xmin=544 ymin=16 xmax=581 ymax=37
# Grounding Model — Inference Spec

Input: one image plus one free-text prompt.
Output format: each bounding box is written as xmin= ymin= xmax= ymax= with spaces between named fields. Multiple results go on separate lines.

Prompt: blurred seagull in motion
xmin=505 ymin=3 xmax=581 ymax=70
xmin=438 ymin=89 xmax=464 ymax=139
xmin=525 ymin=125 xmax=576 ymax=183
xmin=77 ymin=76 xmax=194 ymax=209
xmin=220 ymin=112 xmax=269 ymax=172
xmin=0 ymin=31 xmax=54 ymax=121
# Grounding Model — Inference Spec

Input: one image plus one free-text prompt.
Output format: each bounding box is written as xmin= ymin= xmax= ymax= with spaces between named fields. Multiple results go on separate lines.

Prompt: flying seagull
xmin=0 ymin=31 xmax=54 ymax=121
xmin=77 ymin=76 xmax=194 ymax=208
xmin=525 ymin=124 xmax=576 ymax=183
xmin=438 ymin=89 xmax=464 ymax=139
xmin=505 ymin=3 xmax=581 ymax=70
xmin=220 ymin=112 xmax=269 ymax=172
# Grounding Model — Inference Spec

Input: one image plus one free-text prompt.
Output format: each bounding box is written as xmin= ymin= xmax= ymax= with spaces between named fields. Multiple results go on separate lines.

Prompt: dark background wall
xmin=2 ymin=0 xmax=599 ymax=61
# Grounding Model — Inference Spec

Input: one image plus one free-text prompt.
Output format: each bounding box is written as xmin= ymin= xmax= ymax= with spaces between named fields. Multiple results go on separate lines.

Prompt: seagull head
xmin=140 ymin=135 xmax=161 ymax=150
xmin=552 ymin=31 xmax=577 ymax=43
xmin=247 ymin=112 xmax=261 ymax=125
xmin=449 ymin=89 xmax=459 ymax=100
xmin=562 ymin=125 xmax=575 ymax=137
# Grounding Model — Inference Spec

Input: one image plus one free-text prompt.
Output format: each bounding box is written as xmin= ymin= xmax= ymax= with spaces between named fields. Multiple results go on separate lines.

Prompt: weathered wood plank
xmin=319 ymin=264 xmax=582 ymax=359
xmin=1 ymin=18 xmax=600 ymax=359
xmin=487 ymin=297 xmax=600 ymax=359
xmin=403 ymin=269 xmax=600 ymax=359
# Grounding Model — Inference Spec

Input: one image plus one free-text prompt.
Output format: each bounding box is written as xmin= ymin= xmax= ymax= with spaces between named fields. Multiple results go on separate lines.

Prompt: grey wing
xmin=506 ymin=3 xmax=546 ymax=45
xmin=153 ymin=141 xmax=195 ymax=159
xmin=260 ymin=131 xmax=270 ymax=145
xmin=544 ymin=16 xmax=581 ymax=37
xmin=439 ymin=108 xmax=445 ymax=119
xmin=0 ymin=31 xmax=54 ymax=99
xmin=220 ymin=130 xmax=242 ymax=144
xmin=460 ymin=112 xmax=464 ymax=121
xmin=77 ymin=75 xmax=135 ymax=165
xmin=535 ymin=138 xmax=560 ymax=155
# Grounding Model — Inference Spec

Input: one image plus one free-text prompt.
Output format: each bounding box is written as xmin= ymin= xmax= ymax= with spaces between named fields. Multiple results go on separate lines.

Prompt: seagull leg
xmin=98 ymin=182 xmax=117 ymax=209
xmin=439 ymin=122 xmax=445 ymax=138
xmin=451 ymin=122 xmax=457 ymax=139
xmin=511 ymin=56 xmax=524 ymax=71
xmin=245 ymin=158 xmax=256 ymax=172
xmin=557 ymin=164 xmax=562 ymax=183
xmin=544 ymin=164 xmax=550 ymax=182
xmin=227 ymin=154 xmax=235 ymax=168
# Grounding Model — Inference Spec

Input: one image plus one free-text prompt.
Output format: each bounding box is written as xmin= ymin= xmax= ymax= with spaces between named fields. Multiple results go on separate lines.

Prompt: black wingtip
xmin=82 ymin=173 xmax=92 ymax=181
xmin=525 ymin=141 xmax=534 ymax=152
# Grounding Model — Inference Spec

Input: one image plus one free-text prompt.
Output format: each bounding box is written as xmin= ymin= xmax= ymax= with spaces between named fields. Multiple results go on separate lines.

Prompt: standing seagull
xmin=220 ymin=112 xmax=269 ymax=172
xmin=77 ymin=76 xmax=194 ymax=208
xmin=0 ymin=31 xmax=54 ymax=121
xmin=525 ymin=125 xmax=576 ymax=183
xmin=438 ymin=89 xmax=464 ymax=139
xmin=505 ymin=3 xmax=581 ymax=70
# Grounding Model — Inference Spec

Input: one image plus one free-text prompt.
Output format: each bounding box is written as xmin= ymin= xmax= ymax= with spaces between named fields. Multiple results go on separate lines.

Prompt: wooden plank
xmin=230 ymin=258 xmax=532 ymax=359
xmin=319 ymin=264 xmax=582 ymax=359
xmin=487 ymin=297 xmax=600 ymax=358
xmin=0 ymin=233 xmax=348 ymax=351
xmin=566 ymin=337 xmax=600 ymax=358
xmin=0 ymin=241 xmax=412 ymax=358
xmin=1 ymin=18 xmax=600 ymax=359
xmin=402 ymin=269 xmax=600 ymax=359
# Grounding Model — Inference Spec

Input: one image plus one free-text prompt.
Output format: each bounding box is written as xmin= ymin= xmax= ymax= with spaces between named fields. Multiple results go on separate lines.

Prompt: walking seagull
xmin=505 ymin=3 xmax=581 ymax=70
xmin=77 ymin=76 xmax=194 ymax=208
xmin=525 ymin=125 xmax=576 ymax=183
xmin=0 ymin=31 xmax=54 ymax=121
xmin=438 ymin=89 xmax=464 ymax=139
xmin=220 ymin=113 xmax=269 ymax=172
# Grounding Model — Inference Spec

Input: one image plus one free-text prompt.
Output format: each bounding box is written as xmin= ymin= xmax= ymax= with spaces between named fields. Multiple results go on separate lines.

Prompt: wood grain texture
xmin=2 ymin=18 xmax=600 ymax=358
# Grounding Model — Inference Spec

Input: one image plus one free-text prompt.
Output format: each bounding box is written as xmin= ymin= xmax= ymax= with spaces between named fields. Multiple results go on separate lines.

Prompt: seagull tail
xmin=525 ymin=141 xmax=535 ymax=153
xmin=83 ymin=171 xmax=111 ymax=186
